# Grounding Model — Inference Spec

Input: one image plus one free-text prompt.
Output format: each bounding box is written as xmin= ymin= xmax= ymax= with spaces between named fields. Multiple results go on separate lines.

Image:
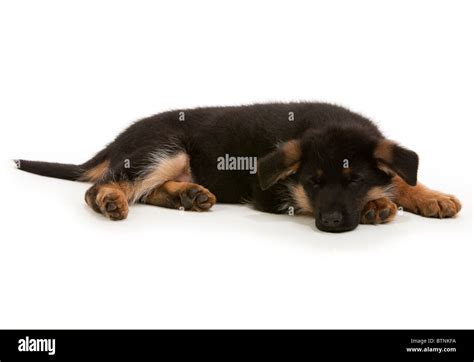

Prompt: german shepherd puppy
xmin=17 ymin=102 xmax=461 ymax=232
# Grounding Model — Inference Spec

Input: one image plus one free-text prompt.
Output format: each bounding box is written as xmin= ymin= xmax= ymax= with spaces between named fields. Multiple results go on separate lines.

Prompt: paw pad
xmin=361 ymin=198 xmax=397 ymax=225
xmin=179 ymin=186 xmax=216 ymax=211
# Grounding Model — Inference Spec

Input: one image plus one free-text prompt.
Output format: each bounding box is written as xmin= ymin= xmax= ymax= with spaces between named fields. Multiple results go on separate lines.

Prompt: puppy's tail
xmin=15 ymin=149 xmax=109 ymax=182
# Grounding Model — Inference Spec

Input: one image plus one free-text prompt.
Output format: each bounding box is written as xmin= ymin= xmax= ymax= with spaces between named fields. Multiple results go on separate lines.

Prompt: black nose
xmin=321 ymin=211 xmax=343 ymax=227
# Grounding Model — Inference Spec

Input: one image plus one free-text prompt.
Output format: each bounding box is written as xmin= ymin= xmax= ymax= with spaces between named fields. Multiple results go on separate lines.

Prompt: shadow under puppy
xmin=17 ymin=102 xmax=461 ymax=232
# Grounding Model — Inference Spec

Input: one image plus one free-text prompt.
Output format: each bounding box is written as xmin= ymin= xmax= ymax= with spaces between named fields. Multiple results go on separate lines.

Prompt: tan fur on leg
xmin=85 ymin=182 xmax=133 ymax=220
xmin=392 ymin=176 xmax=461 ymax=218
xmin=361 ymin=197 xmax=397 ymax=224
xmin=143 ymin=181 xmax=216 ymax=211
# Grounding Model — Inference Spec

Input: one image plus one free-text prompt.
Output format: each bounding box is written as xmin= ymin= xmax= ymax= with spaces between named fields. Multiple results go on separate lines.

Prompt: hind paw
xmin=85 ymin=184 xmax=129 ymax=220
xmin=179 ymin=185 xmax=216 ymax=211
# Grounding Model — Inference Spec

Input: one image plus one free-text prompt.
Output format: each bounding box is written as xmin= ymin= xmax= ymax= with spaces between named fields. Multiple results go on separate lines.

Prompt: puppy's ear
xmin=258 ymin=140 xmax=302 ymax=190
xmin=374 ymin=139 xmax=419 ymax=186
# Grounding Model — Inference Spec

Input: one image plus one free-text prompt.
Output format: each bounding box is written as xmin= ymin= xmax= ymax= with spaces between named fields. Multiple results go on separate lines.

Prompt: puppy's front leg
xmin=360 ymin=197 xmax=398 ymax=224
xmin=392 ymin=176 xmax=461 ymax=218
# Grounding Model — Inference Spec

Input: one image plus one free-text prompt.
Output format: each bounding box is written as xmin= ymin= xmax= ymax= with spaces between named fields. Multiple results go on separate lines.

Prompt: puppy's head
xmin=258 ymin=127 xmax=418 ymax=232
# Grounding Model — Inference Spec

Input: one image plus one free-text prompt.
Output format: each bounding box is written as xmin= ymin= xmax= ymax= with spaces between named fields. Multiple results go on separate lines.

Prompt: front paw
xmin=412 ymin=191 xmax=461 ymax=218
xmin=361 ymin=197 xmax=397 ymax=224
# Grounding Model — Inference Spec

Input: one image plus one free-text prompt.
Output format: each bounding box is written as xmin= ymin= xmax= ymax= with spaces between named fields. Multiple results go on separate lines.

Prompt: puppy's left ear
xmin=374 ymin=139 xmax=419 ymax=186
xmin=258 ymin=140 xmax=302 ymax=190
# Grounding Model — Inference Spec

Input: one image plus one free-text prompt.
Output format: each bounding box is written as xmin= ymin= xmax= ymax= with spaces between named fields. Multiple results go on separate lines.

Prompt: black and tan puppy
xmin=17 ymin=102 xmax=461 ymax=232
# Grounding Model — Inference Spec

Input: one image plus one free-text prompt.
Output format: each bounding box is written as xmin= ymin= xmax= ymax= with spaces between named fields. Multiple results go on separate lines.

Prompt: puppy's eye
xmin=308 ymin=176 xmax=323 ymax=187
xmin=348 ymin=174 xmax=363 ymax=184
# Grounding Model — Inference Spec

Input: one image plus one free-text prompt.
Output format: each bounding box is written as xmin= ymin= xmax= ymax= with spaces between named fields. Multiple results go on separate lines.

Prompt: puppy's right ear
xmin=374 ymin=139 xmax=419 ymax=186
xmin=258 ymin=140 xmax=302 ymax=190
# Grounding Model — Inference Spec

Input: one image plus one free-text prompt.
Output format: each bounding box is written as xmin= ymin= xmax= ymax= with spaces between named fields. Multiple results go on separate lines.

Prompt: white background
xmin=0 ymin=0 xmax=472 ymax=328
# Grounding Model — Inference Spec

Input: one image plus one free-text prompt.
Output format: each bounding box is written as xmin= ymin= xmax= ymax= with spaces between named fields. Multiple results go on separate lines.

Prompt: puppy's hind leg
xmin=85 ymin=181 xmax=133 ymax=220
xmin=84 ymin=149 xmax=205 ymax=219
xmin=143 ymin=181 xmax=216 ymax=211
